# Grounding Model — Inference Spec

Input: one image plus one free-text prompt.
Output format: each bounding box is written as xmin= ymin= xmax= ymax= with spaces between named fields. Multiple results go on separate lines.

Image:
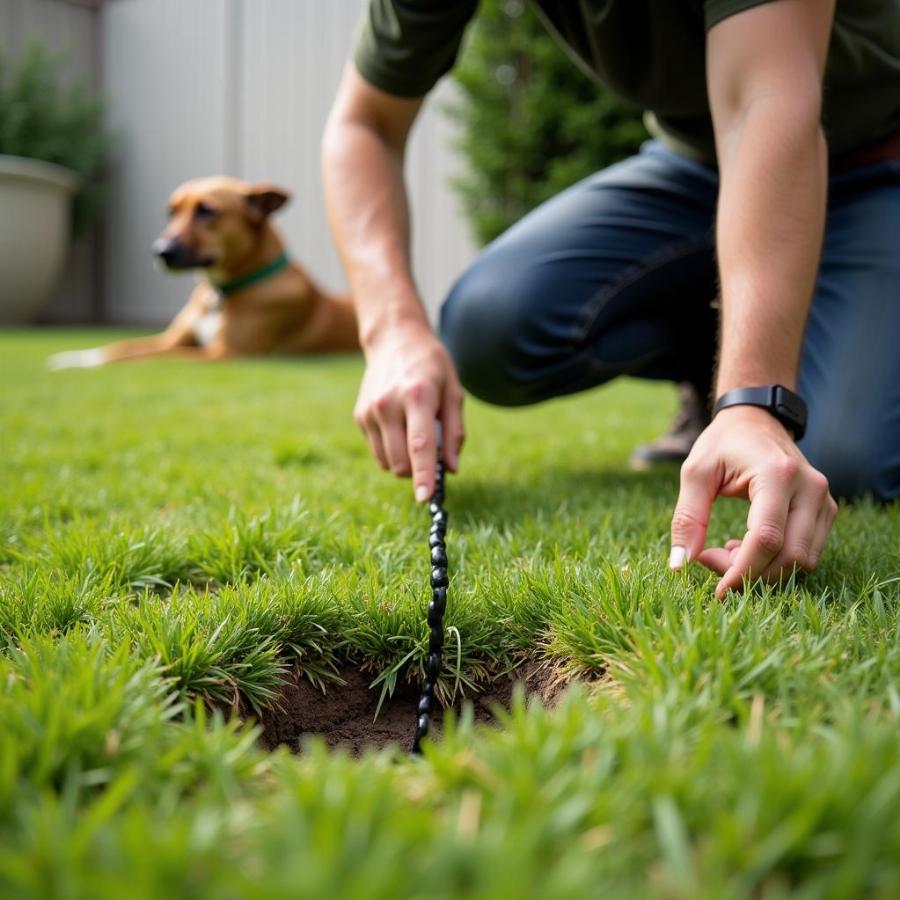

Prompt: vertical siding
xmin=0 ymin=0 xmax=97 ymax=85
xmin=0 ymin=0 xmax=100 ymax=323
xmin=238 ymin=0 xmax=351 ymax=298
xmin=406 ymin=84 xmax=477 ymax=312
xmin=102 ymin=0 xmax=231 ymax=323
xmin=101 ymin=0 xmax=477 ymax=326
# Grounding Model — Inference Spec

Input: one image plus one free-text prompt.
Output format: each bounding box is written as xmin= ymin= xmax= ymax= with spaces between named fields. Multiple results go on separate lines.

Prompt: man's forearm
xmin=672 ymin=1 xmax=838 ymax=595
xmin=322 ymin=114 xmax=429 ymax=349
xmin=715 ymin=100 xmax=827 ymax=396
xmin=322 ymin=69 xmax=464 ymax=493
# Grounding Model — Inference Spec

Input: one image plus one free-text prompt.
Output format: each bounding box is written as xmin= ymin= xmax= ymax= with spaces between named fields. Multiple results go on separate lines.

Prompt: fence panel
xmin=101 ymin=0 xmax=231 ymax=323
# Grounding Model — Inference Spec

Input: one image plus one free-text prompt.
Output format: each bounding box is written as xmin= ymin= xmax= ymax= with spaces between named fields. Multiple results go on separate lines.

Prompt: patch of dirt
xmin=256 ymin=659 xmax=573 ymax=755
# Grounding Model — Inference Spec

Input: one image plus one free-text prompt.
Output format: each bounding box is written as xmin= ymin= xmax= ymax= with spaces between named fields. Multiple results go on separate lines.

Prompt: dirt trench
xmin=255 ymin=661 xmax=572 ymax=755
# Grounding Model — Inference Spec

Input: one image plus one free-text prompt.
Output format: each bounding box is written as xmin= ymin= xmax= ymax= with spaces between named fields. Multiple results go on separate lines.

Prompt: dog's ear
xmin=245 ymin=184 xmax=291 ymax=223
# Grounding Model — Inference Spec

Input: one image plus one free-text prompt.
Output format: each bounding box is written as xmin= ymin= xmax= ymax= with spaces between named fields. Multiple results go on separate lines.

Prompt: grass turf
xmin=1 ymin=329 xmax=899 ymax=898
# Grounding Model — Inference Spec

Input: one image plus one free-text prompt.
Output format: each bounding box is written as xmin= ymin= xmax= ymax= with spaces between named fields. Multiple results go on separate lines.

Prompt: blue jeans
xmin=440 ymin=141 xmax=900 ymax=501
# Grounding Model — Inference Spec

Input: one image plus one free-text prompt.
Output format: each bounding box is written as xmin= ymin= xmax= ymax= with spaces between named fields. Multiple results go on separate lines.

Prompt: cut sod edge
xmin=232 ymin=656 xmax=593 ymax=755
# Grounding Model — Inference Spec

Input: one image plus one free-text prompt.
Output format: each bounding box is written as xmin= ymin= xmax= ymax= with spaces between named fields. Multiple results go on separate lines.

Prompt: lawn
xmin=1 ymin=329 xmax=899 ymax=899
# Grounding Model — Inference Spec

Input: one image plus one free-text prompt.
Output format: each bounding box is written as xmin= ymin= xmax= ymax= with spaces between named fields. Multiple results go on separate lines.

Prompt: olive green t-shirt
xmin=353 ymin=0 xmax=900 ymax=162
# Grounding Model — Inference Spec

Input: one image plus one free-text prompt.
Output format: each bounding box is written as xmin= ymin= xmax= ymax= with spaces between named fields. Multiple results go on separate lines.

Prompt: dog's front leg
xmin=48 ymin=333 xmax=191 ymax=369
xmin=47 ymin=288 xmax=213 ymax=369
xmin=139 ymin=344 xmax=233 ymax=361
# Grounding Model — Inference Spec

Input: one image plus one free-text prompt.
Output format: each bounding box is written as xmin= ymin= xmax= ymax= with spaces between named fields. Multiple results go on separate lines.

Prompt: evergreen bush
xmin=450 ymin=0 xmax=648 ymax=245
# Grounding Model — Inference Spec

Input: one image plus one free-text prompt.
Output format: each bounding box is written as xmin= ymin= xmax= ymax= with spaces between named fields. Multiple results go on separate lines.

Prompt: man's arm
xmin=670 ymin=0 xmax=838 ymax=597
xmin=322 ymin=65 xmax=464 ymax=500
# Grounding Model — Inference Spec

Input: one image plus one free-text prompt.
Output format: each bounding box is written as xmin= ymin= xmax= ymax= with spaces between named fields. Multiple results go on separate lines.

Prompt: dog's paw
xmin=47 ymin=348 xmax=106 ymax=370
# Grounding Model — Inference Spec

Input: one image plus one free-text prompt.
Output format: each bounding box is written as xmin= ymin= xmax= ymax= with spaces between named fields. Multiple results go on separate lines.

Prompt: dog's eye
xmin=194 ymin=203 xmax=219 ymax=221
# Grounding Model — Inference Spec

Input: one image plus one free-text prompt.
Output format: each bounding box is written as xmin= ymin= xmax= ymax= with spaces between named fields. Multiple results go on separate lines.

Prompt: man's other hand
xmin=669 ymin=405 xmax=837 ymax=599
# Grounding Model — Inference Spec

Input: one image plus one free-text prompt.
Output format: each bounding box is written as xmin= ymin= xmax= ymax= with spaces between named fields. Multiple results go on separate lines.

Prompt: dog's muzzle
xmin=152 ymin=238 xmax=214 ymax=270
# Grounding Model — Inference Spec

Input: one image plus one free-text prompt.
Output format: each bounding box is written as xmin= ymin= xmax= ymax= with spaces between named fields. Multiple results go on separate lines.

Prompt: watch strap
xmin=713 ymin=385 xmax=807 ymax=440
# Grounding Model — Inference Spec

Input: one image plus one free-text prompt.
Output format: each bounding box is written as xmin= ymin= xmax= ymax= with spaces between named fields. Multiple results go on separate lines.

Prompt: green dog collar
xmin=212 ymin=252 xmax=290 ymax=297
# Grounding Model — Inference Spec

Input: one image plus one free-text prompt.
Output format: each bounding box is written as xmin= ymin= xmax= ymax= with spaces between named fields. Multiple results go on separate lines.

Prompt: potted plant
xmin=0 ymin=43 xmax=111 ymax=324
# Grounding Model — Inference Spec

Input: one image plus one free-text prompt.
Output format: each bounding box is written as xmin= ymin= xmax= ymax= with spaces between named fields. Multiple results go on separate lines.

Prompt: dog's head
xmin=152 ymin=177 xmax=291 ymax=272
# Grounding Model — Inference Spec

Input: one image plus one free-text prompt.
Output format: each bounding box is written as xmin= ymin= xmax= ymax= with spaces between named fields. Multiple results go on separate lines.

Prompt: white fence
xmin=101 ymin=0 xmax=478 ymax=325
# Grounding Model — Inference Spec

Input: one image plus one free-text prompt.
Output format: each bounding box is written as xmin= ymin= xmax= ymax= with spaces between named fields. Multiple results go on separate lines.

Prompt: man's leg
xmin=439 ymin=143 xmax=719 ymax=448
xmin=798 ymin=161 xmax=900 ymax=501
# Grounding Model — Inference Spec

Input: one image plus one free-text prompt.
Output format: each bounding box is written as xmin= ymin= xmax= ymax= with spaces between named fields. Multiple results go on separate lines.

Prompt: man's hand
xmin=669 ymin=406 xmax=837 ymax=599
xmin=322 ymin=67 xmax=457 ymax=499
xmin=677 ymin=0 xmax=838 ymax=598
xmin=355 ymin=320 xmax=465 ymax=501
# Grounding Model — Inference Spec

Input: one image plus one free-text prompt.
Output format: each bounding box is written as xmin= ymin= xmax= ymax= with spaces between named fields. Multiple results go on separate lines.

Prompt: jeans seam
xmin=569 ymin=234 xmax=716 ymax=353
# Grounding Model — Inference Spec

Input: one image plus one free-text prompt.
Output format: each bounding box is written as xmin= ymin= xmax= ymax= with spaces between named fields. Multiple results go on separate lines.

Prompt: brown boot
xmin=629 ymin=382 xmax=710 ymax=471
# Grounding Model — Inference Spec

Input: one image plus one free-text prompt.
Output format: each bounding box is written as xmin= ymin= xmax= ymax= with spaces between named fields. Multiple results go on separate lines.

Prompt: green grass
xmin=1 ymin=328 xmax=899 ymax=899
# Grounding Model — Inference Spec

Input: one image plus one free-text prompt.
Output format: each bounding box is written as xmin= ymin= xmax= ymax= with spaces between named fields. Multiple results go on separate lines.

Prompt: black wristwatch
xmin=713 ymin=384 xmax=807 ymax=440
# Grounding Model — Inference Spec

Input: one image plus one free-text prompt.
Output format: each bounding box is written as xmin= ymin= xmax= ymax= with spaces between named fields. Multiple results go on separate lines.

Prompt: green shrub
xmin=450 ymin=0 xmax=648 ymax=245
xmin=0 ymin=43 xmax=112 ymax=234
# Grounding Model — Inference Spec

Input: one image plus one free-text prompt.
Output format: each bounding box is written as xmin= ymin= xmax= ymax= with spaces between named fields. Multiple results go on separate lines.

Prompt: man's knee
xmin=439 ymin=258 xmax=536 ymax=407
xmin=802 ymin=422 xmax=898 ymax=502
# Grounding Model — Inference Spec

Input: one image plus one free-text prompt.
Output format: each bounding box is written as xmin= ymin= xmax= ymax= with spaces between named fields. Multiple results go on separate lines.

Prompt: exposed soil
xmin=256 ymin=660 xmax=573 ymax=755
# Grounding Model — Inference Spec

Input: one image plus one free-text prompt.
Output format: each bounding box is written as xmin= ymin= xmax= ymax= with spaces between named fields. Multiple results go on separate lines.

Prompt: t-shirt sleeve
xmin=704 ymin=0 xmax=777 ymax=30
xmin=353 ymin=0 xmax=479 ymax=98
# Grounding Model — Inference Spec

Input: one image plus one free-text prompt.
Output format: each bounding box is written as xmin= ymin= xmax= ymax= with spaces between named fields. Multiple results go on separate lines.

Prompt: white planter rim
xmin=0 ymin=154 xmax=79 ymax=193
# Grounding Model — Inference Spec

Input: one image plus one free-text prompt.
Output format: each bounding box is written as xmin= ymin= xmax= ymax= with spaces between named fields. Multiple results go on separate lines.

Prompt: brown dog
xmin=48 ymin=176 xmax=359 ymax=368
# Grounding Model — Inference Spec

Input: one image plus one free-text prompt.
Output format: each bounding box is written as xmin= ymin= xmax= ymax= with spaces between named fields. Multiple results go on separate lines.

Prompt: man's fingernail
xmin=669 ymin=546 xmax=688 ymax=570
xmin=415 ymin=485 xmax=429 ymax=502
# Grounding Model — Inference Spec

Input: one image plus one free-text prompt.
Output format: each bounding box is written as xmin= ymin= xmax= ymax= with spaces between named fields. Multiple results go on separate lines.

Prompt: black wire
xmin=412 ymin=458 xmax=447 ymax=754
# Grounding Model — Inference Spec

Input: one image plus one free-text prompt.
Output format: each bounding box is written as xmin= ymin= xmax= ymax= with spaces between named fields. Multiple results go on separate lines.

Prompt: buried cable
xmin=412 ymin=437 xmax=449 ymax=754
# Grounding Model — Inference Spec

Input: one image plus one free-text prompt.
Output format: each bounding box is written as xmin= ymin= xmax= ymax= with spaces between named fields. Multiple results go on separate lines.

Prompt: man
xmin=323 ymin=0 xmax=900 ymax=598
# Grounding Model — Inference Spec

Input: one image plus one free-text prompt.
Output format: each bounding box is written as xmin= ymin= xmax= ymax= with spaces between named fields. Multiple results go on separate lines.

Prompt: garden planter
xmin=0 ymin=154 xmax=78 ymax=324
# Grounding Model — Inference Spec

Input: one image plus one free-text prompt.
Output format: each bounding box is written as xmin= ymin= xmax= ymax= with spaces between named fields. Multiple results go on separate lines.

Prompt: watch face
xmin=771 ymin=386 xmax=807 ymax=439
xmin=773 ymin=387 xmax=807 ymax=421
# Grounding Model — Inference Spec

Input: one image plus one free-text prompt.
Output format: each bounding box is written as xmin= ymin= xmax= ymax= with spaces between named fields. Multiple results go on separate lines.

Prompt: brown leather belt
xmin=832 ymin=130 xmax=900 ymax=173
